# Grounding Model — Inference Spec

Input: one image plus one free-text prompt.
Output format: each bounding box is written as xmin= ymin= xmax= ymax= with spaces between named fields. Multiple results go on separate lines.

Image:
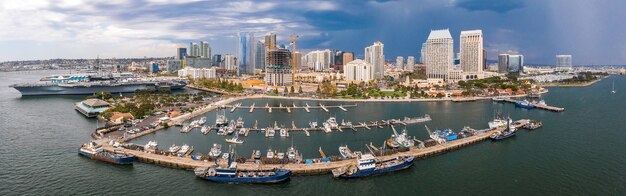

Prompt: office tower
xmin=265 ymin=33 xmax=277 ymax=50
xmin=498 ymin=54 xmax=524 ymax=73
xmin=460 ymin=30 xmax=483 ymax=79
xmin=343 ymin=52 xmax=354 ymax=65
xmin=176 ymin=47 xmax=187 ymax=60
xmin=237 ymin=32 xmax=256 ymax=75
xmin=255 ymin=41 xmax=266 ymax=69
xmin=425 ymin=29 xmax=453 ymax=81
xmin=212 ymin=54 xmax=222 ymax=67
xmin=304 ymin=49 xmax=332 ymax=72
xmin=223 ymin=54 xmax=237 ymax=71
xmin=420 ymin=43 xmax=426 ymax=64
xmin=556 ymin=55 xmax=572 ymax=70
xmin=365 ymin=41 xmax=384 ymax=79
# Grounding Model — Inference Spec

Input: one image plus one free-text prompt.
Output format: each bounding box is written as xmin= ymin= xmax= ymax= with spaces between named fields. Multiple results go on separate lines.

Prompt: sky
xmin=0 ymin=0 xmax=625 ymax=65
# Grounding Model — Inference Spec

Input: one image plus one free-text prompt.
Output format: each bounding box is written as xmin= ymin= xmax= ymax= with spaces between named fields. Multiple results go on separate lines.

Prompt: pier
xmin=225 ymin=103 xmax=357 ymax=113
xmin=101 ymin=119 xmax=532 ymax=175
xmin=502 ymin=98 xmax=565 ymax=112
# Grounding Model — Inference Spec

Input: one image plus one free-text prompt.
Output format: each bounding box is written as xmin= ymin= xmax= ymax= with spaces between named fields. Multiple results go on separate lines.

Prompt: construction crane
xmin=288 ymin=33 xmax=299 ymax=86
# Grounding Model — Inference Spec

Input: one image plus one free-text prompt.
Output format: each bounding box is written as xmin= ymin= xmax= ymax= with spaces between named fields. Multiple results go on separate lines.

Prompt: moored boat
xmin=515 ymin=100 xmax=535 ymax=109
xmin=208 ymin=144 xmax=222 ymax=158
xmin=338 ymin=145 xmax=354 ymax=159
xmin=194 ymin=156 xmax=291 ymax=184
xmin=225 ymin=134 xmax=244 ymax=144
xmin=332 ymin=152 xmax=414 ymax=178
xmin=491 ymin=118 xmax=517 ymax=141
xmin=79 ymin=142 xmax=135 ymax=165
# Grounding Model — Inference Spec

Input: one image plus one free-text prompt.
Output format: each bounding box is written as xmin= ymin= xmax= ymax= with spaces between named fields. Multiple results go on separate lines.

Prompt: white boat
xmin=266 ymin=149 xmax=275 ymax=159
xmin=612 ymin=79 xmax=616 ymax=93
xmin=208 ymin=144 xmax=222 ymax=158
xmin=488 ymin=118 xmax=512 ymax=129
xmin=280 ymin=128 xmax=289 ymax=137
xmin=276 ymin=152 xmax=285 ymax=159
xmin=221 ymin=152 xmax=230 ymax=160
xmin=226 ymin=121 xmax=236 ymax=135
xmin=225 ymin=134 xmax=244 ymax=144
xmin=265 ymin=128 xmax=275 ymax=137
xmin=287 ymin=146 xmax=298 ymax=161
xmin=201 ymin=125 xmax=210 ymax=134
xmin=309 ymin=121 xmax=318 ymax=129
xmin=322 ymin=122 xmax=332 ymax=133
xmin=215 ymin=110 xmax=228 ymax=126
xmin=144 ymin=141 xmax=158 ymax=153
xmin=238 ymin=128 xmax=247 ymax=135
xmin=180 ymin=125 xmax=192 ymax=133
xmin=168 ymin=144 xmax=181 ymax=153
xmin=253 ymin=150 xmax=261 ymax=159
xmin=326 ymin=117 xmax=339 ymax=129
xmin=235 ymin=117 xmax=244 ymax=128
xmin=177 ymin=144 xmax=192 ymax=156
xmin=388 ymin=126 xmax=415 ymax=148
xmin=198 ymin=117 xmax=207 ymax=125
xmin=217 ymin=127 xmax=227 ymax=136
xmin=338 ymin=145 xmax=354 ymax=159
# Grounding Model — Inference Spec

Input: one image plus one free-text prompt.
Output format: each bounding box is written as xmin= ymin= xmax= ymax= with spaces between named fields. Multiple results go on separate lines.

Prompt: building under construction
xmin=265 ymin=48 xmax=292 ymax=86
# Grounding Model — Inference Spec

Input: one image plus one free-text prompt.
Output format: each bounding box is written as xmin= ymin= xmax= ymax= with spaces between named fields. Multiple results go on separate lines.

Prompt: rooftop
xmin=82 ymin=99 xmax=110 ymax=107
xmin=427 ymin=29 xmax=452 ymax=40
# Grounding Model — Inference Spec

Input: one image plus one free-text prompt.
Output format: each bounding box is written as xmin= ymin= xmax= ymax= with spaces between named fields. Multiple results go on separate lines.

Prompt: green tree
xmin=298 ymin=86 xmax=303 ymax=93
xmin=290 ymin=86 xmax=295 ymax=93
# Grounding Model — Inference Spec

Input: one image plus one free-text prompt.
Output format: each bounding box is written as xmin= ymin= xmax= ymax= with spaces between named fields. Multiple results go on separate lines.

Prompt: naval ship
xmin=10 ymin=72 xmax=186 ymax=96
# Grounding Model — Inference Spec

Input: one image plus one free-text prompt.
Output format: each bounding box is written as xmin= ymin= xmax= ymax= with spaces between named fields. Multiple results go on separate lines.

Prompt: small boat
xmin=79 ymin=142 xmax=135 ymax=165
xmin=286 ymin=145 xmax=300 ymax=161
xmin=144 ymin=141 xmax=158 ymax=153
xmin=221 ymin=153 xmax=230 ymax=160
xmin=386 ymin=126 xmax=415 ymax=148
xmin=266 ymin=129 xmax=275 ymax=137
xmin=253 ymin=150 xmax=261 ymax=159
xmin=523 ymin=120 xmax=543 ymax=130
xmin=217 ymin=127 xmax=227 ymax=136
xmin=177 ymin=144 xmax=192 ymax=156
xmin=266 ymin=149 xmax=275 ymax=159
xmin=280 ymin=128 xmax=289 ymax=137
xmin=201 ymin=125 xmax=210 ymax=134
xmin=168 ymin=144 xmax=181 ymax=153
xmin=322 ymin=122 xmax=332 ymax=133
xmin=338 ymin=145 xmax=354 ymax=159
xmin=402 ymin=114 xmax=431 ymax=124
xmin=225 ymin=134 xmax=244 ymax=144
xmin=309 ymin=121 xmax=318 ymax=129
xmin=180 ymin=125 xmax=192 ymax=133
xmin=488 ymin=113 xmax=512 ymax=129
xmin=215 ymin=110 xmax=228 ymax=126
xmin=208 ymin=144 xmax=222 ymax=158
xmin=611 ymin=79 xmax=616 ymax=94
xmin=491 ymin=96 xmax=506 ymax=102
xmin=198 ymin=116 xmax=207 ymax=125
xmin=491 ymin=118 xmax=517 ymax=141
xmin=194 ymin=155 xmax=292 ymax=184
xmin=235 ymin=117 xmax=244 ymax=128
xmin=238 ymin=128 xmax=247 ymax=136
xmin=332 ymin=153 xmax=414 ymax=178
xmin=226 ymin=121 xmax=236 ymax=135
xmin=515 ymin=100 xmax=535 ymax=109
xmin=276 ymin=152 xmax=285 ymax=160
xmin=326 ymin=117 xmax=339 ymax=130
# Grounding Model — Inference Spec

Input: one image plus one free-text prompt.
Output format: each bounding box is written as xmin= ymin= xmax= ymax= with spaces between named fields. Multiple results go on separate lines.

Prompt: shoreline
xmin=538 ymin=78 xmax=601 ymax=87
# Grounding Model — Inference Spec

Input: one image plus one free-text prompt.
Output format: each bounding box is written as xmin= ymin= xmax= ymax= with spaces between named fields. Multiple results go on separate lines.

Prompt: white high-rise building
xmin=425 ymin=29 xmax=454 ymax=82
xmin=556 ymin=55 xmax=572 ymax=70
xmin=420 ymin=43 xmax=427 ymax=64
xmin=406 ymin=56 xmax=415 ymax=71
xmin=304 ymin=49 xmax=331 ymax=72
xmin=200 ymin=41 xmax=211 ymax=58
xmin=395 ymin=56 xmax=404 ymax=69
xmin=223 ymin=54 xmax=237 ymax=71
xmin=460 ymin=30 xmax=483 ymax=80
xmin=344 ymin=59 xmax=373 ymax=82
xmin=365 ymin=41 xmax=384 ymax=79
xmin=189 ymin=42 xmax=199 ymax=57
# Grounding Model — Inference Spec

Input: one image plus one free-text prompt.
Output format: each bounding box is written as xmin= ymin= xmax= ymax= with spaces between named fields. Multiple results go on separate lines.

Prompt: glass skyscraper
xmin=237 ymin=32 xmax=256 ymax=75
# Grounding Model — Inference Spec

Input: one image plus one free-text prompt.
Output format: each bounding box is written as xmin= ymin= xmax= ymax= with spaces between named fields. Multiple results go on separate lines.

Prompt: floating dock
xmin=225 ymin=103 xmax=358 ymax=113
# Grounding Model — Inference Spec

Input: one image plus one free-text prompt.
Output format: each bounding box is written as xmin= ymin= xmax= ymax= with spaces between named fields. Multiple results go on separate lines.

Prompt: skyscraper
xmin=189 ymin=42 xmax=199 ymax=57
xmin=212 ymin=54 xmax=222 ymax=67
xmin=264 ymin=33 xmax=277 ymax=50
xmin=255 ymin=41 xmax=266 ymax=69
xmin=420 ymin=43 xmax=427 ymax=64
xmin=237 ymin=32 xmax=256 ymax=75
xmin=265 ymin=48 xmax=292 ymax=86
xmin=425 ymin=29 xmax=453 ymax=81
xmin=224 ymin=54 xmax=237 ymax=71
xmin=498 ymin=54 xmax=524 ymax=73
xmin=460 ymin=30 xmax=483 ymax=80
xmin=304 ymin=49 xmax=332 ymax=72
xmin=406 ymin=56 xmax=415 ymax=71
xmin=342 ymin=52 xmax=354 ymax=65
xmin=200 ymin=41 xmax=210 ymax=58
xmin=176 ymin=47 xmax=187 ymax=60
xmin=498 ymin=54 xmax=509 ymax=73
xmin=396 ymin=56 xmax=404 ymax=69
xmin=365 ymin=41 xmax=384 ymax=79
xmin=556 ymin=55 xmax=572 ymax=70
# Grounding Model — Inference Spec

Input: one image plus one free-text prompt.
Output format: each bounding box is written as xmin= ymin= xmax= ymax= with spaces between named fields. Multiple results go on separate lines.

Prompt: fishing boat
xmin=253 ymin=150 xmax=261 ymax=159
xmin=338 ymin=145 xmax=354 ymax=159
xmin=280 ymin=128 xmax=289 ymax=137
xmin=79 ymin=142 xmax=135 ymax=165
xmin=515 ymin=100 xmax=535 ymax=109
xmin=332 ymin=153 xmax=414 ymax=178
xmin=424 ymin=125 xmax=446 ymax=144
xmin=225 ymin=134 xmax=244 ymax=144
xmin=491 ymin=118 xmax=517 ymax=141
xmin=208 ymin=144 xmax=222 ymax=158
xmin=235 ymin=117 xmax=244 ymax=128
xmin=266 ymin=149 xmax=275 ymax=159
xmin=177 ymin=144 xmax=192 ymax=156
xmin=386 ymin=126 xmax=415 ymax=148
xmin=144 ymin=141 xmax=158 ymax=153
xmin=198 ymin=116 xmax=207 ymax=125
xmin=194 ymin=154 xmax=291 ymax=184
xmin=286 ymin=146 xmax=299 ymax=161
xmin=168 ymin=144 xmax=181 ymax=153
xmin=488 ymin=113 xmax=512 ymax=129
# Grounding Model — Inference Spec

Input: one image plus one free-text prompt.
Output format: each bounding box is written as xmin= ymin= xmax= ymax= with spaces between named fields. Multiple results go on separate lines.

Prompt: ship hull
xmin=78 ymin=150 xmax=135 ymax=165
xmin=13 ymin=82 xmax=185 ymax=96
xmin=340 ymin=157 xmax=414 ymax=178
xmin=491 ymin=132 xmax=516 ymax=141
xmin=199 ymin=170 xmax=291 ymax=184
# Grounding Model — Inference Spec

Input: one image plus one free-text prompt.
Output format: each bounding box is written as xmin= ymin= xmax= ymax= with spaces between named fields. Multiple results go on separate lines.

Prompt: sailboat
xmin=611 ymin=79 xmax=616 ymax=94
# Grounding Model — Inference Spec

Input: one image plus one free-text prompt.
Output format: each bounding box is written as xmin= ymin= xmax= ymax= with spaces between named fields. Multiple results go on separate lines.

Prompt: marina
xmin=501 ymin=98 xmax=565 ymax=112
xmin=225 ymin=103 xmax=358 ymax=113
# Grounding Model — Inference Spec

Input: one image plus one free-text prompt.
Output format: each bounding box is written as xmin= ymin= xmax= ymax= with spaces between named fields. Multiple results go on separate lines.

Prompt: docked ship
xmin=386 ymin=126 xmax=415 ymax=148
xmin=78 ymin=142 xmax=135 ymax=165
xmin=332 ymin=152 xmax=414 ymax=178
xmin=491 ymin=118 xmax=517 ymax=141
xmin=10 ymin=73 xmax=186 ymax=96
xmin=194 ymin=154 xmax=292 ymax=184
xmin=515 ymin=100 xmax=535 ymax=109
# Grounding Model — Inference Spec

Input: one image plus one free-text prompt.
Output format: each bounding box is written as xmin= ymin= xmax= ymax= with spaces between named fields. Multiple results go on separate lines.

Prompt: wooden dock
xmin=502 ymin=99 xmax=565 ymax=112
xmin=225 ymin=103 xmax=358 ymax=113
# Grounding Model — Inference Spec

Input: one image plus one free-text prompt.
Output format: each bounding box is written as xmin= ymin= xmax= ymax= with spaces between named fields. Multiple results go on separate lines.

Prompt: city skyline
xmin=0 ymin=0 xmax=625 ymax=65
